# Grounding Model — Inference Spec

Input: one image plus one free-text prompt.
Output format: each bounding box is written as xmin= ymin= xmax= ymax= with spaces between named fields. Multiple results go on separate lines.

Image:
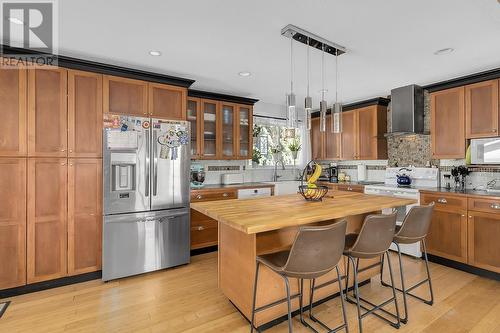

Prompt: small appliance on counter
xmin=470 ymin=138 xmax=500 ymax=164
xmin=190 ymin=164 xmax=206 ymax=188
xmin=318 ymin=163 xmax=338 ymax=183
xmin=221 ymin=173 xmax=244 ymax=185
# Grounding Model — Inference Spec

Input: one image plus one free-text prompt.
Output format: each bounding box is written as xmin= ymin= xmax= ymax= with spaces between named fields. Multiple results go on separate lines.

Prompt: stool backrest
xmin=349 ymin=213 xmax=397 ymax=258
xmin=283 ymin=220 xmax=347 ymax=278
xmin=396 ymin=202 xmax=435 ymax=242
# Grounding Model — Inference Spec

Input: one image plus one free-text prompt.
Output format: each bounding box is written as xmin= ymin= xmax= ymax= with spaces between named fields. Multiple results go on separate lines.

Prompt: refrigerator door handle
xmin=145 ymin=129 xmax=150 ymax=197
xmin=153 ymin=129 xmax=158 ymax=196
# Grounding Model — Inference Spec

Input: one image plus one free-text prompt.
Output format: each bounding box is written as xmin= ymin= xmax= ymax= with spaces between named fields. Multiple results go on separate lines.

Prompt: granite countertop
xmin=191 ymin=182 xmax=275 ymax=192
xmin=420 ymin=187 xmax=500 ymax=199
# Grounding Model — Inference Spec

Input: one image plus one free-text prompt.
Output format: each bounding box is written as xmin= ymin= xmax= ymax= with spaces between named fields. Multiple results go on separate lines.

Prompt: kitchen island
xmin=191 ymin=190 xmax=416 ymax=327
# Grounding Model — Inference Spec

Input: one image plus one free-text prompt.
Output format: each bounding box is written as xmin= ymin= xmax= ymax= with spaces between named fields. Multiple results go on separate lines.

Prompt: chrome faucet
xmin=273 ymin=158 xmax=285 ymax=182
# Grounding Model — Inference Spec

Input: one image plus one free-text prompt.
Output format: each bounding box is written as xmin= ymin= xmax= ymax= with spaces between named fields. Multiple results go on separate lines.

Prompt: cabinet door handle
xmin=493 ymin=129 xmax=497 ymax=133
xmin=197 ymin=226 xmax=205 ymax=231
xmin=69 ymin=149 xmax=73 ymax=153
xmin=61 ymin=163 xmax=66 ymax=166
xmin=461 ymin=214 xmax=465 ymax=217
xmin=61 ymin=149 xmax=66 ymax=152
xmin=347 ymin=187 xmax=352 ymax=191
xmin=437 ymin=198 xmax=447 ymax=204
xmin=196 ymin=194 xmax=202 ymax=200
xmin=222 ymin=193 xmax=229 ymax=197
xmin=490 ymin=203 xmax=500 ymax=210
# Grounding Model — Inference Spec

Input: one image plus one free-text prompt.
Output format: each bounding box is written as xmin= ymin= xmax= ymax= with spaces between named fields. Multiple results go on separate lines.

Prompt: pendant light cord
xmin=335 ymin=49 xmax=339 ymax=104
xmin=321 ymin=45 xmax=325 ymax=100
xmin=290 ymin=37 xmax=294 ymax=94
xmin=307 ymin=37 xmax=310 ymax=97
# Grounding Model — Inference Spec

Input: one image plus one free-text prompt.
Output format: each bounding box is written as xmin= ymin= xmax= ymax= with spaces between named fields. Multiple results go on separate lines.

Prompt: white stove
xmin=364 ymin=167 xmax=440 ymax=258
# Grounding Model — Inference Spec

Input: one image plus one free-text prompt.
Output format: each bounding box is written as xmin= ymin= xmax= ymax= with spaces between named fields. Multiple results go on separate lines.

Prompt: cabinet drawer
xmin=190 ymin=225 xmax=218 ymax=250
xmin=420 ymin=193 xmax=467 ymax=211
xmin=191 ymin=189 xmax=237 ymax=202
xmin=468 ymin=197 xmax=500 ymax=214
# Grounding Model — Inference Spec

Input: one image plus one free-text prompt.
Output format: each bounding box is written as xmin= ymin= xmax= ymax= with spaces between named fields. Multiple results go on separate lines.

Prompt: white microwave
xmin=471 ymin=138 xmax=500 ymax=164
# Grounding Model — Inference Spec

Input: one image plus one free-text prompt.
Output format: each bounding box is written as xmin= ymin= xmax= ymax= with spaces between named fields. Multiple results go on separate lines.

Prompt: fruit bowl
xmin=298 ymin=185 xmax=329 ymax=201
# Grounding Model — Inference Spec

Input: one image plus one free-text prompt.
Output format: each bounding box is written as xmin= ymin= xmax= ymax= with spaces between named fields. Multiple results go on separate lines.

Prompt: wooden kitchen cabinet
xmin=0 ymin=158 xmax=26 ymax=289
xmin=431 ymin=87 xmax=466 ymax=159
xmin=148 ymin=82 xmax=187 ymax=120
xmin=237 ymin=105 xmax=253 ymax=159
xmin=467 ymin=211 xmax=500 ymax=273
xmin=28 ymin=67 xmax=68 ymax=157
xmin=103 ymin=75 xmax=148 ymax=116
xmin=187 ymin=97 xmax=202 ymax=158
xmin=356 ymin=106 xmax=387 ymax=160
xmin=341 ymin=110 xmax=357 ymax=160
xmin=220 ymin=102 xmax=237 ymax=159
xmin=0 ymin=65 xmax=27 ymax=156
xmin=325 ymin=115 xmax=341 ymax=160
xmin=311 ymin=105 xmax=386 ymax=161
xmin=311 ymin=117 xmax=324 ymax=160
xmin=190 ymin=188 xmax=237 ymax=250
xmin=68 ymin=159 xmax=102 ymax=276
xmin=465 ymin=79 xmax=499 ymax=138
xmin=200 ymin=99 xmax=220 ymax=159
xmin=310 ymin=115 xmax=341 ymax=160
xmin=68 ymin=70 xmax=103 ymax=158
xmin=421 ymin=193 xmax=468 ymax=263
xmin=27 ymin=158 xmax=68 ymax=283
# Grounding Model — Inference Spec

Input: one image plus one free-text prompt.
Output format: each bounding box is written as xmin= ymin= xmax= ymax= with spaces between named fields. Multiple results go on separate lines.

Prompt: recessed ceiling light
xmin=238 ymin=71 xmax=251 ymax=77
xmin=149 ymin=50 xmax=161 ymax=56
xmin=433 ymin=48 xmax=454 ymax=56
xmin=8 ymin=17 xmax=24 ymax=25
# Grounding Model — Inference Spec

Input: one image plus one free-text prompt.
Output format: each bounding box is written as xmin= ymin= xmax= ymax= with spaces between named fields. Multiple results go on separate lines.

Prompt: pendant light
xmin=304 ymin=37 xmax=312 ymax=131
xmin=319 ymin=44 xmax=327 ymax=132
xmin=286 ymin=36 xmax=297 ymax=128
xmin=332 ymin=49 xmax=342 ymax=133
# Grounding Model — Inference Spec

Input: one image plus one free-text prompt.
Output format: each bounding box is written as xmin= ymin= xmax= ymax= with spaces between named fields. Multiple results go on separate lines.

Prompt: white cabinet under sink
xmin=265 ymin=181 xmax=301 ymax=196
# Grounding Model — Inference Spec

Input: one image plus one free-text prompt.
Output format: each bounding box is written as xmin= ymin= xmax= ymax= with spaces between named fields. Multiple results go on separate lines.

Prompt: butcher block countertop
xmin=190 ymin=190 xmax=416 ymax=234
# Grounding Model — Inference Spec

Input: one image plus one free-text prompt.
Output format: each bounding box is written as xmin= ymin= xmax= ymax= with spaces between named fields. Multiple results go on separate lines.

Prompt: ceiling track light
xmin=281 ymin=24 xmax=346 ymax=133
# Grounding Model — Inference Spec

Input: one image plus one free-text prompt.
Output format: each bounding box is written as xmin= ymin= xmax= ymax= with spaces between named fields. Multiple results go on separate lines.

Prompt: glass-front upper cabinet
xmin=238 ymin=105 xmax=252 ymax=159
xmin=201 ymin=99 xmax=218 ymax=158
xmin=221 ymin=103 xmax=235 ymax=158
xmin=187 ymin=98 xmax=200 ymax=158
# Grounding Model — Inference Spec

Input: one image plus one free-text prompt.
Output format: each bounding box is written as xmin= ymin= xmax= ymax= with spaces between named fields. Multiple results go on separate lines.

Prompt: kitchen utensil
xmin=191 ymin=164 xmax=206 ymax=188
xmin=396 ymin=168 xmax=412 ymax=187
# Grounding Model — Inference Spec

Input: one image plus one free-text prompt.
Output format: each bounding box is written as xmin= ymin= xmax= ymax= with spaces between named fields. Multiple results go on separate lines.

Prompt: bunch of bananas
xmin=304 ymin=163 xmax=322 ymax=197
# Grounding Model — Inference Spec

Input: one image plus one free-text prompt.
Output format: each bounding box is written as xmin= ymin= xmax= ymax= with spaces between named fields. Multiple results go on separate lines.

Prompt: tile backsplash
xmin=191 ymin=159 xmax=300 ymax=185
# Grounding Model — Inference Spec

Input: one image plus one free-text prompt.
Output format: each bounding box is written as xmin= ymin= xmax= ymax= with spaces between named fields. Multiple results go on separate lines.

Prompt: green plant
xmin=253 ymin=124 xmax=263 ymax=137
xmin=252 ymin=148 xmax=262 ymax=164
xmin=288 ymin=138 xmax=302 ymax=152
xmin=270 ymin=145 xmax=283 ymax=154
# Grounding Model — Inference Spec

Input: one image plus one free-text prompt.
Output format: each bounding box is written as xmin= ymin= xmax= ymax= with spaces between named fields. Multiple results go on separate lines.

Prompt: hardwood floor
xmin=1 ymin=252 xmax=499 ymax=333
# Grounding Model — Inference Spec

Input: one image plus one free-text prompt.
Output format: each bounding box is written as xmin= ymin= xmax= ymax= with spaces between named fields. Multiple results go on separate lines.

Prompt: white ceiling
xmin=56 ymin=0 xmax=500 ymax=107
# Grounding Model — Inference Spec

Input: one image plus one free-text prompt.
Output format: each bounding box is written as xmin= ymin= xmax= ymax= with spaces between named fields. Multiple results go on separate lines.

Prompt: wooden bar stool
xmin=380 ymin=203 xmax=435 ymax=324
xmin=250 ymin=220 xmax=349 ymax=333
xmin=343 ymin=213 xmax=400 ymax=333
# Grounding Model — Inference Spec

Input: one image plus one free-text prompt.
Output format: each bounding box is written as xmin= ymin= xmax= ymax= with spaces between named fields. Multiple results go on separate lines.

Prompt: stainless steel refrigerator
xmin=102 ymin=115 xmax=190 ymax=281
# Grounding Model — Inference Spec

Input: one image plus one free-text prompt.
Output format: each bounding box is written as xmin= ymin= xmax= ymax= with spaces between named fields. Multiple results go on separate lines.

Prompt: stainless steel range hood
xmin=388 ymin=84 xmax=425 ymax=136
